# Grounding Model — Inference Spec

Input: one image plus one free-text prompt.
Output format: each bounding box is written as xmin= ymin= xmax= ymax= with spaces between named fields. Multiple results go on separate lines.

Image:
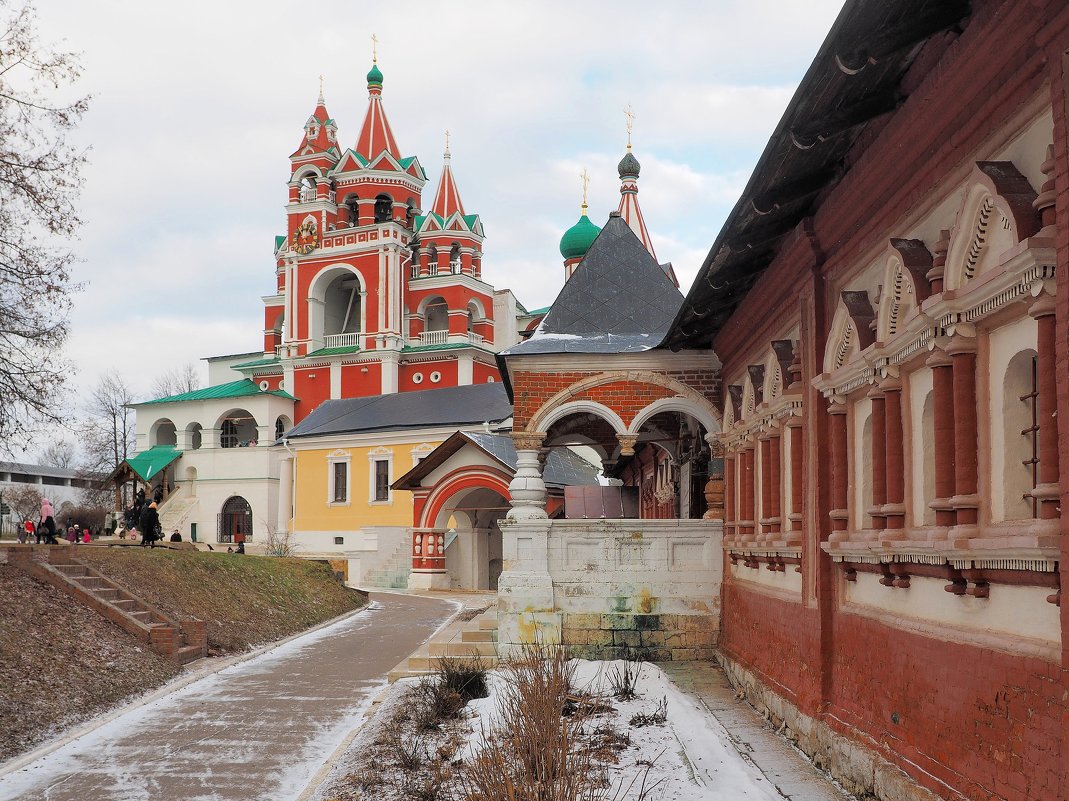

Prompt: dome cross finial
xmin=580 ymin=168 xmax=590 ymax=211
xmin=445 ymin=128 xmax=450 ymax=157
xmin=318 ymin=74 xmax=325 ymax=104
xmin=371 ymin=32 xmax=379 ymax=63
xmin=624 ymin=104 xmax=635 ymax=151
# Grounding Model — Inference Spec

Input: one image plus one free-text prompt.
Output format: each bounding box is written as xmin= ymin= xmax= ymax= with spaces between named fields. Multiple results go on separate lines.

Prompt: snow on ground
xmin=460 ymin=659 xmax=784 ymax=800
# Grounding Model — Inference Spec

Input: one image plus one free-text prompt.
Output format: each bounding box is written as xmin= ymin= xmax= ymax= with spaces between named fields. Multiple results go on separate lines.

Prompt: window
xmin=1020 ymin=355 xmax=1040 ymax=518
xmin=220 ymin=419 xmax=238 ymax=449
xmin=374 ymin=460 xmax=390 ymax=502
xmin=332 ymin=461 xmax=348 ymax=503
xmin=334 ymin=536 xmax=344 ymax=545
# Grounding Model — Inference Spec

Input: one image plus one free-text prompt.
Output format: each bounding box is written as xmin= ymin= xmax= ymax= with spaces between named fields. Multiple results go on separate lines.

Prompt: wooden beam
xmin=835 ymin=1 xmax=969 ymax=74
xmin=790 ymin=91 xmax=903 ymax=149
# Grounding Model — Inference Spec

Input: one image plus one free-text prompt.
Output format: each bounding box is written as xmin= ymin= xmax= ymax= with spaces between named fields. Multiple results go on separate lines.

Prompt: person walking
xmin=21 ymin=519 xmax=33 ymax=545
xmin=139 ymin=501 xmax=161 ymax=548
xmin=39 ymin=498 xmax=57 ymax=544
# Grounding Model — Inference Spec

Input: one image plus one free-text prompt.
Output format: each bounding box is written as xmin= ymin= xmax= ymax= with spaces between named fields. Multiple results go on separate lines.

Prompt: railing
xmin=299 ymin=187 xmax=316 ymax=202
xmin=324 ymin=332 xmax=362 ymax=349
xmin=420 ymin=330 xmax=448 ymax=345
xmin=468 ymin=332 xmax=484 ymax=345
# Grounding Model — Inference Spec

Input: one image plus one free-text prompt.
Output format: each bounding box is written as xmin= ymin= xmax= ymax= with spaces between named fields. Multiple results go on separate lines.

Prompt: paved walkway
xmin=0 ymin=593 xmax=456 ymax=801
xmin=662 ymin=662 xmax=852 ymax=800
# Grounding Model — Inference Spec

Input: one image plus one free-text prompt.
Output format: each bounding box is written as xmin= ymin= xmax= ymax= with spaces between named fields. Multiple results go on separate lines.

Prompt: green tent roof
xmin=126 ymin=446 xmax=181 ymax=482
xmin=231 ymin=356 xmax=281 ymax=370
xmin=138 ymin=379 xmax=294 ymax=405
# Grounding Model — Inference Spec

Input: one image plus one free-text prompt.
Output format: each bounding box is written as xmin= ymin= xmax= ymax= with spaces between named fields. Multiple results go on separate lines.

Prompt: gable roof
xmin=392 ymin=430 xmax=600 ymax=490
xmin=285 ymin=383 xmax=513 ymax=439
xmin=136 ymin=379 xmax=294 ymax=406
xmin=503 ymin=213 xmax=684 ymax=356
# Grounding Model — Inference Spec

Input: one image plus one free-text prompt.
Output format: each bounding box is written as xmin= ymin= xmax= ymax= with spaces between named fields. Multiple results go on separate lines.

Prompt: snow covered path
xmin=0 ymin=592 xmax=455 ymax=801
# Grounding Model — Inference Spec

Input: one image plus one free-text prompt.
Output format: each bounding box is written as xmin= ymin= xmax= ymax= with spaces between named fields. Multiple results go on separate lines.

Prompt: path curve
xmin=0 ymin=592 xmax=454 ymax=801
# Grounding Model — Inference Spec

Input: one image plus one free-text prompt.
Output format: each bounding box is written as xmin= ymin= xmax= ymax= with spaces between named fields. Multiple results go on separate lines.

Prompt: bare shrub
xmin=437 ymin=652 xmax=489 ymax=703
xmin=606 ymin=654 xmax=643 ymax=701
xmin=628 ymin=697 xmax=668 ymax=728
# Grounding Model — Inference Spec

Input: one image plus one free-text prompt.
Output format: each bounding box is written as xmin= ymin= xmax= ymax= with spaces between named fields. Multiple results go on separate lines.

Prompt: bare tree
xmin=150 ymin=363 xmax=201 ymax=400
xmin=0 ymin=1 xmax=89 ymax=448
xmin=38 ymin=438 xmax=75 ymax=468
xmin=6 ymin=484 xmax=41 ymax=523
xmin=81 ymin=370 xmax=136 ymax=478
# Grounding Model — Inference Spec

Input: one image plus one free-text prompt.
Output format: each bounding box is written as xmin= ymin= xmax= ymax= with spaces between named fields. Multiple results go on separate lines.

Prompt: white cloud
xmin=35 ymin=0 xmax=847 ymax=395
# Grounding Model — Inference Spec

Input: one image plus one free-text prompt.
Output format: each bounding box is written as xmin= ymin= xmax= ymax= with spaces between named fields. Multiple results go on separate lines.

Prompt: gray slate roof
xmin=462 ymin=432 xmax=600 ymax=487
xmin=285 ymin=383 xmax=513 ymax=439
xmin=503 ymin=214 xmax=685 ymax=356
xmin=0 ymin=461 xmax=83 ymax=480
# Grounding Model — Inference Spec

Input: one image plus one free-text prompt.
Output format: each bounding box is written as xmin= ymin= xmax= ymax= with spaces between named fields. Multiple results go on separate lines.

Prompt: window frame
xmin=327 ymin=450 xmax=351 ymax=507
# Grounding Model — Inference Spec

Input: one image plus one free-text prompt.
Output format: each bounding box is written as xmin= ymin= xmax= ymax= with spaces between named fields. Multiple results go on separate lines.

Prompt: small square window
xmin=334 ymin=536 xmax=344 ymax=545
xmin=375 ymin=459 xmax=390 ymax=501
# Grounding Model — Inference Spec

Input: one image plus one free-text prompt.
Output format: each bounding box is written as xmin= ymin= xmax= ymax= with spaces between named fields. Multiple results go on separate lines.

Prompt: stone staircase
xmin=360 ymin=537 xmax=413 ymax=589
xmin=157 ymin=488 xmax=199 ymax=536
xmin=388 ymin=607 xmax=498 ymax=682
xmin=8 ymin=547 xmax=207 ymax=664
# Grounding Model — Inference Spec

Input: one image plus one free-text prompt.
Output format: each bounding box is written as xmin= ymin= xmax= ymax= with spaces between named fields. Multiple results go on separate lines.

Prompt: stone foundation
xmin=562 ymin=611 xmax=718 ymax=661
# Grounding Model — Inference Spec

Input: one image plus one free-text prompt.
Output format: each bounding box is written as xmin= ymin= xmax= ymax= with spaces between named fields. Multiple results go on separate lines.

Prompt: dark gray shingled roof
xmin=502 ymin=214 xmax=685 ymax=356
xmin=285 ymin=383 xmax=513 ymax=439
xmin=393 ymin=430 xmax=600 ymax=490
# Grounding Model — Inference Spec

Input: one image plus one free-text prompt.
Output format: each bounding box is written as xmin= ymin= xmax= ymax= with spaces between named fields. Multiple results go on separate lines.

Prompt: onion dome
xmin=366 ymin=62 xmax=383 ymax=87
xmin=618 ymin=150 xmax=641 ymax=178
xmin=560 ymin=206 xmax=602 ymax=259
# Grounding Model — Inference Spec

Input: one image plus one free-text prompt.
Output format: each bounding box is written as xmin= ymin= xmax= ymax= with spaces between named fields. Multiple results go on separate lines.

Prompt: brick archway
xmin=418 ymin=466 xmax=512 ymax=530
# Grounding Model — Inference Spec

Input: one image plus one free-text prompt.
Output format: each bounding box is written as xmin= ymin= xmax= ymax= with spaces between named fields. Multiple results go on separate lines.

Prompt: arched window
xmin=187 ymin=423 xmax=203 ymax=451
xmin=220 ymin=419 xmax=238 ymax=449
xmin=1003 ymin=350 xmax=1040 ymax=520
xmin=374 ymin=193 xmax=392 ymax=223
xmin=450 ymin=243 xmax=461 ymax=274
xmin=275 ymin=416 xmax=290 ymax=440
xmin=218 ymin=409 xmax=257 ymax=449
xmin=428 ymin=245 xmax=439 ymax=276
xmin=424 ymin=298 xmax=448 ymax=332
xmin=151 ymin=419 xmax=177 ymax=447
xmin=920 ymin=392 xmax=935 ymax=526
xmin=299 ymin=174 xmax=317 ymax=203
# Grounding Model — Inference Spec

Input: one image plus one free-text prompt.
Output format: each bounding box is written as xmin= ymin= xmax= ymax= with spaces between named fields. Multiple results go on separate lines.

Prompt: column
xmin=948 ymin=338 xmax=979 ymax=528
xmin=868 ymin=386 xmax=887 ymax=537
xmin=828 ymin=400 xmax=849 ymax=541
xmin=357 ymin=197 xmax=376 ymax=226
xmin=760 ymin=436 xmax=773 ymax=540
xmin=882 ymin=378 xmax=906 ymax=534
xmin=276 ymin=456 xmax=293 ymax=534
xmin=436 ymin=248 xmax=451 ymax=275
xmin=507 ymin=432 xmax=548 ymax=520
xmin=928 ymin=349 xmax=956 ymax=527
xmin=410 ymin=528 xmax=449 ymax=590
xmin=1031 ymin=296 xmax=1060 ymax=519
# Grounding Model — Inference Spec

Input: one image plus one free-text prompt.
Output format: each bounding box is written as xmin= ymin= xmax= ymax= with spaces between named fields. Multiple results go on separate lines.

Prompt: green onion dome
xmin=367 ymin=63 xmax=383 ymax=86
xmin=560 ymin=208 xmax=602 ymax=259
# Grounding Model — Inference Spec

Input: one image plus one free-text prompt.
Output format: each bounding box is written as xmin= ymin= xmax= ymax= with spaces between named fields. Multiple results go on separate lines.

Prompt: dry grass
xmin=78 ymin=547 xmax=366 ymax=652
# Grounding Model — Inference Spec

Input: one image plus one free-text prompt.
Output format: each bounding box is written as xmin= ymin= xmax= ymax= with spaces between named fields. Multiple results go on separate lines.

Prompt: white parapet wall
xmin=497 ymin=518 xmax=723 ymax=661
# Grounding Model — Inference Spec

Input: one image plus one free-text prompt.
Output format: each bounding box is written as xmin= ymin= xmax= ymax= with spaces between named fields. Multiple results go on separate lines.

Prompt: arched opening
xmin=374 ymin=193 xmax=393 ymax=223
xmin=422 ymin=296 xmax=448 ymax=343
xmin=275 ymin=415 xmax=291 ymax=441
xmin=432 ymin=485 xmax=509 ymax=590
xmin=341 ymin=193 xmax=359 ymax=227
xmin=184 ymin=465 xmax=198 ymax=498
xmin=449 ymin=243 xmax=461 ymax=274
xmin=151 ymin=419 xmax=177 ymax=448
xmin=218 ymin=409 xmax=258 ymax=449
xmin=323 ymin=273 xmax=362 ymax=337
xmin=298 ymin=172 xmax=317 ymax=203
xmin=410 ymin=243 xmax=421 ymax=279
xmin=406 ymin=198 xmax=417 ymax=230
xmin=186 ymin=422 xmax=203 ymax=451
xmin=622 ymin=410 xmax=712 ymax=519
xmin=1002 ymin=349 xmax=1039 ymax=521
xmin=218 ymin=495 xmax=252 ymax=543
xmin=858 ymin=411 xmax=873 ymax=532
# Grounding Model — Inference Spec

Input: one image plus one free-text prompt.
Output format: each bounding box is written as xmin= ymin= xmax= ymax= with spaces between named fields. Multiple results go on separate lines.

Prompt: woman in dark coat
xmin=139 ymin=501 xmax=161 ymax=548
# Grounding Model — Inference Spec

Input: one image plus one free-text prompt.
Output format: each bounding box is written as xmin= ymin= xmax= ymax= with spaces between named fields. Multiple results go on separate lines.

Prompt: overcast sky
xmin=37 ymin=0 xmax=846 ymax=401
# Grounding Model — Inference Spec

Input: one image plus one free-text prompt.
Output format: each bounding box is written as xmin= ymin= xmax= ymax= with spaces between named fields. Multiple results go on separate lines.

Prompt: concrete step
xmin=129 ymin=610 xmax=153 ymax=624
xmin=461 ymin=628 xmax=495 ymax=643
xmin=428 ymin=640 xmax=497 ymax=658
xmin=112 ymin=599 xmax=136 ymax=611
xmin=94 ymin=588 xmax=120 ymax=601
xmin=478 ymin=614 xmax=499 ymax=631
xmin=402 ymin=652 xmax=499 ymax=673
xmin=174 ymin=644 xmax=204 ymax=665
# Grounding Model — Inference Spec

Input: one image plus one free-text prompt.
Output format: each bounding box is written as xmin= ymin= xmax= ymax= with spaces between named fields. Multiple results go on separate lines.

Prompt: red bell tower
xmin=243 ymin=59 xmax=508 ymax=422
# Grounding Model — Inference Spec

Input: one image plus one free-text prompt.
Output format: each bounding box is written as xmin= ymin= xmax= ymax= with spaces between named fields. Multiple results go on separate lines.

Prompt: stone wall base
xmin=563 ymin=612 xmax=718 ymax=661
xmin=718 ymin=653 xmax=940 ymax=801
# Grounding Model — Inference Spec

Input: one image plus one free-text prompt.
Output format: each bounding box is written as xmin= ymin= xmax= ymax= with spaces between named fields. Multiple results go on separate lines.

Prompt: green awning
xmin=125 ymin=446 xmax=181 ymax=482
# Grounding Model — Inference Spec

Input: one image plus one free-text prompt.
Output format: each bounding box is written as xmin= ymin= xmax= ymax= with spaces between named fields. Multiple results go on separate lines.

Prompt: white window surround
xmin=411 ymin=442 xmax=436 ymax=468
xmin=368 ymin=446 xmax=394 ymax=505
xmin=327 ymin=449 xmax=351 ymax=507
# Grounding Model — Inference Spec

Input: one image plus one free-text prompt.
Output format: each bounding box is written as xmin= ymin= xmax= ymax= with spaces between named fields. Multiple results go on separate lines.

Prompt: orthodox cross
xmin=371 ymin=33 xmax=379 ymax=62
xmin=318 ymin=74 xmax=324 ymax=97
xmin=445 ymin=129 xmax=451 ymax=155
xmin=624 ymin=104 xmax=635 ymax=150
xmin=580 ymin=168 xmax=590 ymax=207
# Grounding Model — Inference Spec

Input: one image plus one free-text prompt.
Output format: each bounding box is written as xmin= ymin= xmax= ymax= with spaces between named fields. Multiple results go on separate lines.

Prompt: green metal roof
xmin=560 ymin=212 xmax=602 ymax=259
xmin=231 ymin=356 xmax=281 ymax=370
xmin=401 ymin=342 xmax=494 ymax=354
xmin=274 ymin=235 xmax=286 ymax=252
xmin=305 ymin=345 xmax=361 ymax=358
xmin=138 ymin=379 xmax=293 ymax=405
xmin=526 ymin=306 xmax=551 ymax=316
xmin=126 ymin=446 xmax=181 ymax=482
xmin=463 ymin=214 xmax=479 ymax=229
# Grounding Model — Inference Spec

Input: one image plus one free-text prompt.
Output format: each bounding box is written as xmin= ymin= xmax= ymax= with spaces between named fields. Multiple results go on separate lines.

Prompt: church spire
xmin=292 ymin=77 xmax=336 ymax=156
xmin=355 ymin=45 xmax=401 ymax=161
xmin=430 ymin=130 xmax=466 ymax=218
xmin=616 ymin=105 xmax=656 ymax=260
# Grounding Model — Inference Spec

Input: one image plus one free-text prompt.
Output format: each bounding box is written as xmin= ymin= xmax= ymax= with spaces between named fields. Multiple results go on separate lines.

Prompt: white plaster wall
xmin=843 ymin=571 xmax=1059 ymax=651
xmin=729 ymin=561 xmax=803 ymax=595
xmin=543 ymin=519 xmax=723 ymax=616
xmin=986 ymin=315 xmax=1037 ymax=522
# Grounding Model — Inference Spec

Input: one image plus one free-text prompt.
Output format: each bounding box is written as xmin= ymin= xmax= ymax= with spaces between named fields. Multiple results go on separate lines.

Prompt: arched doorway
xmin=432 ymin=485 xmax=510 ymax=591
xmin=218 ymin=496 xmax=252 ymax=543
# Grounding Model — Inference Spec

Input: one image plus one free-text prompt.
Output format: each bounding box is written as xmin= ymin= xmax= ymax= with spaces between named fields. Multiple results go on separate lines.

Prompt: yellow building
xmin=281 ymin=384 xmax=513 ymax=587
